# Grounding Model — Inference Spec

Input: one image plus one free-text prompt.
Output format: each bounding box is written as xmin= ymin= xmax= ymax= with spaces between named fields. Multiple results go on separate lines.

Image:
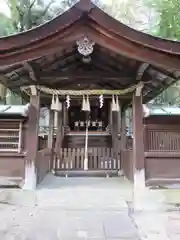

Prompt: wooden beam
xmin=91 ymin=61 xmax=116 ymax=72
xmin=39 ymin=72 xmax=132 ymax=81
xmin=48 ymin=80 xmax=130 ymax=90
xmin=0 ymin=74 xmax=9 ymax=86
xmin=136 ymin=63 xmax=149 ymax=81
xmin=24 ymin=62 xmax=37 ymax=82
xmin=105 ymin=80 xmax=125 ymax=88
xmin=92 ymin=53 xmax=124 ymax=72
xmin=41 ymin=51 xmax=79 ymax=70
xmin=92 ymin=50 xmax=137 ymax=75
xmin=147 ymin=68 xmax=171 ymax=87
xmin=152 ymin=66 xmax=178 ymax=79
xmin=0 ymin=64 xmax=22 ymax=74
xmin=94 ymin=52 xmax=136 ymax=72
xmin=44 ymin=58 xmax=82 ymax=73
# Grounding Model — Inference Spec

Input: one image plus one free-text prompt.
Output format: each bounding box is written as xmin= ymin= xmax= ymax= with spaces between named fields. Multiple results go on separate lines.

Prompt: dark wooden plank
xmin=76 ymin=148 xmax=80 ymax=169
xmin=133 ymin=94 xmax=145 ymax=171
xmin=80 ymin=148 xmax=84 ymax=169
xmin=89 ymin=148 xmax=93 ymax=169
xmin=94 ymin=148 xmax=97 ymax=169
xmin=63 ymin=148 xmax=67 ymax=170
xmin=59 ymin=148 xmax=63 ymax=169
xmin=106 ymin=148 xmax=110 ymax=170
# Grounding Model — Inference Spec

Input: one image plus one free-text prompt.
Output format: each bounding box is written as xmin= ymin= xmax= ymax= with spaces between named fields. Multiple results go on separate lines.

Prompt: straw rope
xmin=21 ymin=82 xmax=143 ymax=96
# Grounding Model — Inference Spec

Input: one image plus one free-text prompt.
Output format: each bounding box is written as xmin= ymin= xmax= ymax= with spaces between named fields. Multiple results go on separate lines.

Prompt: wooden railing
xmin=54 ymin=147 xmax=120 ymax=170
xmin=145 ymin=125 xmax=180 ymax=151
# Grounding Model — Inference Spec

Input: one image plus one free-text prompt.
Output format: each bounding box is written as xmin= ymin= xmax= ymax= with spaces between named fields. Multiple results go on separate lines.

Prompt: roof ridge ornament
xmin=76 ymin=36 xmax=95 ymax=63
xmin=76 ymin=36 xmax=95 ymax=57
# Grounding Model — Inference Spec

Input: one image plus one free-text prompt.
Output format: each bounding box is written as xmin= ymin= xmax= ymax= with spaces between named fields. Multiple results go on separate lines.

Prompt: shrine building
xmin=0 ymin=0 xmax=180 ymax=190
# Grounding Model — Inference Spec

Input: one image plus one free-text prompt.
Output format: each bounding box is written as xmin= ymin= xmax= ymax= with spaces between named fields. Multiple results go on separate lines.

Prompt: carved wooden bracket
xmin=135 ymin=83 xmax=144 ymax=96
xmin=30 ymin=85 xmax=38 ymax=96
xmin=24 ymin=62 xmax=37 ymax=82
xmin=136 ymin=63 xmax=149 ymax=81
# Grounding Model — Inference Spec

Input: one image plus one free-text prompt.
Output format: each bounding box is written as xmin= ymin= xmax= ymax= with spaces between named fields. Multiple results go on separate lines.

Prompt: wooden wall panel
xmin=0 ymin=154 xmax=25 ymax=184
xmin=145 ymin=155 xmax=180 ymax=180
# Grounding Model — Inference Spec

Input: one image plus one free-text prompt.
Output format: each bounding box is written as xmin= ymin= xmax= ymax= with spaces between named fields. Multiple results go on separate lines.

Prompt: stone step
xmin=54 ymin=169 xmax=119 ymax=177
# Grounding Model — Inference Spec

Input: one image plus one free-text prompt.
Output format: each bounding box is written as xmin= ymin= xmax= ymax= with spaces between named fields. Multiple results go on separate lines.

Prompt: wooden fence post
xmin=132 ymin=92 xmax=146 ymax=211
xmin=23 ymin=93 xmax=40 ymax=189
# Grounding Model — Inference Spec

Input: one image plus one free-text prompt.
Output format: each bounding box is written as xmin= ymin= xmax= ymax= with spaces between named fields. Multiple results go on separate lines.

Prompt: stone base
xmin=0 ymin=177 xmax=22 ymax=188
xmin=132 ymin=169 xmax=178 ymax=212
xmin=23 ymin=163 xmax=37 ymax=190
xmin=133 ymin=169 xmax=150 ymax=212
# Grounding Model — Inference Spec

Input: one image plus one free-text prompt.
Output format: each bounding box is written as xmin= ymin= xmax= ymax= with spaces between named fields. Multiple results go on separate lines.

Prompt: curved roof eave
xmin=88 ymin=7 xmax=180 ymax=55
xmin=0 ymin=0 xmax=180 ymax=61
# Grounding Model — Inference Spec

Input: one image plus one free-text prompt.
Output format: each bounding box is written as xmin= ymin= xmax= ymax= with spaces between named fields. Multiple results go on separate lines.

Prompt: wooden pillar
xmin=48 ymin=110 xmax=54 ymax=170
xmin=112 ymin=112 xmax=116 ymax=143
xmin=120 ymin=109 xmax=126 ymax=173
xmin=121 ymin=110 xmax=126 ymax=150
xmin=132 ymin=93 xmax=145 ymax=180
xmin=132 ymin=92 xmax=146 ymax=211
xmin=117 ymin=107 xmax=121 ymax=169
xmin=117 ymin=110 xmax=121 ymax=134
xmin=62 ymin=103 xmax=69 ymax=134
xmin=54 ymin=111 xmax=58 ymax=129
xmin=48 ymin=110 xmax=54 ymax=149
xmin=55 ymin=111 xmax=63 ymax=152
xmin=112 ymin=111 xmax=119 ymax=168
xmin=23 ymin=94 xmax=40 ymax=190
xmin=63 ymin=103 xmax=68 ymax=126
xmin=54 ymin=111 xmax=63 ymax=170
xmin=109 ymin=100 xmax=112 ymax=127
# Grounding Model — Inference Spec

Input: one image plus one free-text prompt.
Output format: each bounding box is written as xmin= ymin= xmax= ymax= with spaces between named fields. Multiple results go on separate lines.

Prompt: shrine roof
xmin=0 ymin=105 xmax=29 ymax=117
xmin=149 ymin=106 xmax=180 ymax=116
xmin=0 ymin=0 xmax=180 ymax=104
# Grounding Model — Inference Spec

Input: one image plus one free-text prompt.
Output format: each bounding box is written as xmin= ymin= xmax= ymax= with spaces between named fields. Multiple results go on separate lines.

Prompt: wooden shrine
xmin=0 ymin=0 xmax=180 ymax=188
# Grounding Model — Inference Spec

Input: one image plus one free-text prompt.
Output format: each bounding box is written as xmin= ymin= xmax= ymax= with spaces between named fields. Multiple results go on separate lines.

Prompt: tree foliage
xmin=144 ymin=0 xmax=180 ymax=105
xmin=100 ymin=0 xmax=153 ymax=32
xmin=0 ymin=13 xmax=14 ymax=36
xmin=0 ymin=0 xmax=58 ymax=35
xmin=146 ymin=0 xmax=180 ymax=40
